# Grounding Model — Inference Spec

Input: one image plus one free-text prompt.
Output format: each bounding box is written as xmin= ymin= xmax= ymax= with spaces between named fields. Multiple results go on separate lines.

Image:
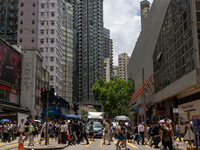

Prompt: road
xmin=0 ymin=138 xmax=154 ymax=150
xmin=63 ymin=139 xmax=154 ymax=150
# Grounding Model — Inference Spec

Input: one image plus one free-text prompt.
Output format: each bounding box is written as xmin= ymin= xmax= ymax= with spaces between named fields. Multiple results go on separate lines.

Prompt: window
xmin=51 ymin=29 xmax=54 ymax=34
xmin=41 ymin=12 xmax=44 ymax=17
xmin=40 ymin=39 xmax=44 ymax=44
xmin=50 ymin=66 xmax=54 ymax=71
xmin=50 ymin=57 xmax=54 ymax=62
xmin=21 ymin=3 xmax=23 ymax=7
xmin=51 ymin=12 xmax=55 ymax=17
xmin=21 ymin=11 xmax=23 ymax=16
xmin=32 ymin=29 xmax=35 ymax=34
xmin=41 ymin=3 xmax=45 ymax=8
xmin=31 ymin=38 xmax=34 ymax=43
xmin=40 ymin=30 xmax=44 ymax=34
xmin=41 ymin=21 xmax=44 ymax=26
xmin=51 ymin=3 xmax=55 ymax=8
xmin=20 ymin=20 xmax=23 ymax=25
xmin=32 ymin=20 xmax=35 ymax=24
xmin=32 ymin=12 xmax=35 ymax=16
xmin=50 ymin=76 xmax=54 ymax=81
xmin=50 ymin=38 xmax=54 ymax=43
xmin=50 ymin=47 xmax=54 ymax=52
xmin=20 ymin=29 xmax=23 ymax=33
xmin=33 ymin=3 xmax=35 ymax=7
xmin=51 ymin=21 xmax=54 ymax=26
xmin=46 ymin=38 xmax=48 ymax=43
xmin=20 ymin=38 xmax=22 ymax=42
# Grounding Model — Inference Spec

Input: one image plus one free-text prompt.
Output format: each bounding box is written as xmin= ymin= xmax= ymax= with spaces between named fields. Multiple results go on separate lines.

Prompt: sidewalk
xmin=24 ymin=139 xmax=68 ymax=150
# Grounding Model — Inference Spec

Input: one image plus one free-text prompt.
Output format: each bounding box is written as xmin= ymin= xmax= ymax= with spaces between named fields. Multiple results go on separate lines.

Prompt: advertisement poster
xmin=0 ymin=41 xmax=22 ymax=87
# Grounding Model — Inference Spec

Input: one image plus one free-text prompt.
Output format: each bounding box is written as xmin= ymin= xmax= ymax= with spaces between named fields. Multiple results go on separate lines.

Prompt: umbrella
xmin=65 ymin=114 xmax=80 ymax=119
xmin=159 ymin=119 xmax=172 ymax=124
xmin=0 ymin=119 xmax=10 ymax=123
xmin=114 ymin=116 xmax=130 ymax=121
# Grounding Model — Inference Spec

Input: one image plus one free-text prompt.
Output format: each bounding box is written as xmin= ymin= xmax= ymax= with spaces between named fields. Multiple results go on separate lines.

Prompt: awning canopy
xmin=129 ymin=75 xmax=154 ymax=104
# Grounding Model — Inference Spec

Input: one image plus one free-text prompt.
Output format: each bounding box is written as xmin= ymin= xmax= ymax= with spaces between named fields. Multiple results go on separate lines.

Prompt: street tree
xmin=92 ymin=77 xmax=134 ymax=118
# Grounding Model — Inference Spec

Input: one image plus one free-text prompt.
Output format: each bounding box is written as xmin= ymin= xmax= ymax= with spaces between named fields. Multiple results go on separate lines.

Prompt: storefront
xmin=178 ymin=99 xmax=200 ymax=134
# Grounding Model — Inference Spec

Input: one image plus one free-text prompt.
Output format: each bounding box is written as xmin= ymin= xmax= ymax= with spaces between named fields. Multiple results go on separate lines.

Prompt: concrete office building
xmin=0 ymin=0 xmax=18 ymax=44
xmin=128 ymin=0 xmax=200 ymax=131
xmin=0 ymin=39 xmax=29 ymax=120
xmin=71 ymin=0 xmax=104 ymax=106
xmin=102 ymin=28 xmax=113 ymax=76
xmin=118 ymin=53 xmax=129 ymax=81
xmin=17 ymin=0 xmax=64 ymax=96
xmin=104 ymin=58 xmax=111 ymax=82
xmin=62 ymin=2 xmax=73 ymax=105
xmin=140 ymin=0 xmax=150 ymax=29
xmin=20 ymin=49 xmax=49 ymax=119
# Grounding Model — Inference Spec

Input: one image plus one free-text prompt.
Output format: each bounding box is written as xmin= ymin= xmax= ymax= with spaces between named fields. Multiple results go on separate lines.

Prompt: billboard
xmin=0 ymin=41 xmax=22 ymax=87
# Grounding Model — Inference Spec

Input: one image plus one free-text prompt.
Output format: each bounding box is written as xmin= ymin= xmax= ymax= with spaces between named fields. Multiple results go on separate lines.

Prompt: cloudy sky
xmin=104 ymin=0 xmax=153 ymax=65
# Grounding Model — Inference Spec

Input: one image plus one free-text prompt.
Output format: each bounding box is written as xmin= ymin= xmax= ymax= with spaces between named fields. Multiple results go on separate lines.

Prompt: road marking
xmin=126 ymin=142 xmax=138 ymax=148
xmin=5 ymin=141 xmax=29 ymax=147
xmin=85 ymin=140 xmax=93 ymax=147
xmin=100 ymin=140 xmax=103 ymax=147
xmin=145 ymin=145 xmax=152 ymax=149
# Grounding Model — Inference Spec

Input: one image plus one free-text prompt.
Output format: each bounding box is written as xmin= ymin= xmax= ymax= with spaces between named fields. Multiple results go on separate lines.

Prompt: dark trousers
xmin=79 ymin=132 xmax=89 ymax=144
xmin=139 ymin=132 xmax=144 ymax=145
xmin=152 ymin=136 xmax=160 ymax=148
xmin=3 ymin=133 xmax=8 ymax=142
xmin=134 ymin=134 xmax=138 ymax=141
xmin=162 ymin=137 xmax=173 ymax=150
xmin=61 ymin=132 xmax=67 ymax=144
xmin=76 ymin=131 xmax=80 ymax=142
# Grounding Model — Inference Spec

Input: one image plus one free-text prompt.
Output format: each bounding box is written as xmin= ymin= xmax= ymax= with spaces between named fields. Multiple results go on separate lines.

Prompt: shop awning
xmin=129 ymin=74 xmax=154 ymax=105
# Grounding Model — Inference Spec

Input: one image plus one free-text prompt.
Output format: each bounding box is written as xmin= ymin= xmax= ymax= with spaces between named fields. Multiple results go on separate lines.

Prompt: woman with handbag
xmin=102 ymin=120 xmax=111 ymax=145
xmin=161 ymin=118 xmax=174 ymax=150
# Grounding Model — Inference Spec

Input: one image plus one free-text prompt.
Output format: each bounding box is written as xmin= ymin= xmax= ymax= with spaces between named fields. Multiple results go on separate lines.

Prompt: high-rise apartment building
xmin=104 ymin=58 xmax=110 ymax=82
xmin=17 ymin=0 xmax=64 ymax=95
xmin=0 ymin=0 xmax=18 ymax=44
xmin=118 ymin=53 xmax=129 ymax=81
xmin=62 ymin=2 xmax=73 ymax=105
xmin=140 ymin=0 xmax=150 ymax=29
xmin=71 ymin=0 xmax=104 ymax=105
xmin=102 ymin=28 xmax=113 ymax=77
xmin=113 ymin=66 xmax=118 ymax=77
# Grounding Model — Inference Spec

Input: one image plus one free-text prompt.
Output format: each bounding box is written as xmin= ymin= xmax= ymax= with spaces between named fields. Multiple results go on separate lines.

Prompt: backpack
xmin=151 ymin=125 xmax=160 ymax=136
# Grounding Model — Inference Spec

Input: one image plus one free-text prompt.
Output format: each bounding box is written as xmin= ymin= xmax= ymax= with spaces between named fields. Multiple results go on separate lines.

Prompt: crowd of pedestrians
xmin=0 ymin=116 xmax=193 ymax=149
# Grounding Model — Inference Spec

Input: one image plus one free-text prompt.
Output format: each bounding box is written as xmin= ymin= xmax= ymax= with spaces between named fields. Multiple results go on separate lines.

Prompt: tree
xmin=93 ymin=77 xmax=134 ymax=118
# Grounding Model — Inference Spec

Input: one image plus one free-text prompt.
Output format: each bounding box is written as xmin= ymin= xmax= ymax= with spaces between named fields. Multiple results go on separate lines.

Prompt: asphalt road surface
xmin=63 ymin=139 xmax=155 ymax=150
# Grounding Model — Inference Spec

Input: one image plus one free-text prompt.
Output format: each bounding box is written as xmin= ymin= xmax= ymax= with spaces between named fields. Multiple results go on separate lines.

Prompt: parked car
xmin=86 ymin=122 xmax=103 ymax=138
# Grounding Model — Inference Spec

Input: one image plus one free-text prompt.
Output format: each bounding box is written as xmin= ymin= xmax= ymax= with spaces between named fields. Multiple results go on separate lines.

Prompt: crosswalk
xmin=0 ymin=138 xmax=41 ymax=150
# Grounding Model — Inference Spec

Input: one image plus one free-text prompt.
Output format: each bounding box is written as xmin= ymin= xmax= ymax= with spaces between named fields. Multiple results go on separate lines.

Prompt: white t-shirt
xmin=138 ymin=124 xmax=145 ymax=132
xmin=43 ymin=122 xmax=49 ymax=133
xmin=18 ymin=123 xmax=24 ymax=132
xmin=61 ymin=125 xmax=68 ymax=133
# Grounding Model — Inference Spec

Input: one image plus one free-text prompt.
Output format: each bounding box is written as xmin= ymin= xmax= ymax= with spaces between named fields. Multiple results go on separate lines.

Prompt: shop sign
xmin=181 ymin=104 xmax=193 ymax=110
xmin=173 ymin=108 xmax=178 ymax=113
xmin=135 ymin=108 xmax=139 ymax=113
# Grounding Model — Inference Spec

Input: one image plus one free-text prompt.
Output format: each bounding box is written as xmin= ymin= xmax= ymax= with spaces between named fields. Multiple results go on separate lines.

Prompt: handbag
xmin=67 ymin=135 xmax=71 ymax=141
xmin=138 ymin=135 xmax=142 ymax=141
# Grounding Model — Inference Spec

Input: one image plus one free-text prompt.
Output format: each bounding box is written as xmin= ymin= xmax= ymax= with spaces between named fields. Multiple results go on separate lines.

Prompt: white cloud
xmin=104 ymin=0 xmax=153 ymax=65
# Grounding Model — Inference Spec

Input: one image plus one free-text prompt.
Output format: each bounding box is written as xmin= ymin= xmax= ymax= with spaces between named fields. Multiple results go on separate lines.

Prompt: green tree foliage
xmin=93 ymin=77 xmax=134 ymax=118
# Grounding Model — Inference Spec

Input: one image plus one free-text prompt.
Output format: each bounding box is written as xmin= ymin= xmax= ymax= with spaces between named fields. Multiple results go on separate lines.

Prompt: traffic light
xmin=74 ymin=103 xmax=79 ymax=112
xmin=49 ymin=88 xmax=55 ymax=104
xmin=41 ymin=87 xmax=47 ymax=102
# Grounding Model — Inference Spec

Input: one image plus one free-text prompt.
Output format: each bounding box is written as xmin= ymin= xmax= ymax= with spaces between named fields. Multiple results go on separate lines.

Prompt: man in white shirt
xmin=138 ymin=122 xmax=145 ymax=145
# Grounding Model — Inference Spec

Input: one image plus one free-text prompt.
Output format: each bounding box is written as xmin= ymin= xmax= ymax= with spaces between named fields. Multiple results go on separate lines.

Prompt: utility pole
xmin=45 ymin=81 xmax=49 ymax=145
xmin=142 ymin=68 xmax=146 ymax=127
